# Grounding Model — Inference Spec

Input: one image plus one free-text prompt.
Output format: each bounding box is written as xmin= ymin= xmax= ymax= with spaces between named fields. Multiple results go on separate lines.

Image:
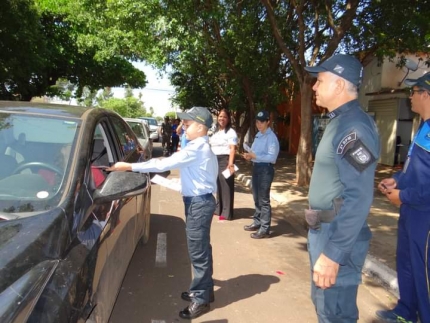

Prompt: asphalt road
xmin=109 ymin=143 xmax=395 ymax=323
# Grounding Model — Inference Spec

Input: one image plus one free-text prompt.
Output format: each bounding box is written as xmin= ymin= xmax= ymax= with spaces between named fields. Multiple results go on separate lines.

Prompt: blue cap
xmin=256 ymin=110 xmax=270 ymax=121
xmin=305 ymin=54 xmax=363 ymax=87
xmin=404 ymin=72 xmax=430 ymax=91
xmin=177 ymin=106 xmax=213 ymax=128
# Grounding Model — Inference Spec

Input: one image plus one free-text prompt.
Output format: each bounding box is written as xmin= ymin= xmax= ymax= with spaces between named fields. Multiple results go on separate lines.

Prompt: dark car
xmin=0 ymin=102 xmax=151 ymax=323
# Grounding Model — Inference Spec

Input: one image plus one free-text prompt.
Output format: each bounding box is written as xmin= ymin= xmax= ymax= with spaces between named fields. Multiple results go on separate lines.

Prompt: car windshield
xmin=0 ymin=113 xmax=79 ymax=216
xmin=127 ymin=121 xmax=148 ymax=140
xmin=142 ymin=118 xmax=157 ymax=126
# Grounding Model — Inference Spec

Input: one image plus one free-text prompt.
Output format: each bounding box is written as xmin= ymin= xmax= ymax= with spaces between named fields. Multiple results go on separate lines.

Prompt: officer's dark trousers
xmin=171 ymin=136 xmax=179 ymax=153
xmin=215 ymin=155 xmax=234 ymax=219
xmin=251 ymin=163 xmax=274 ymax=233
xmin=308 ymin=223 xmax=369 ymax=323
xmin=392 ymin=205 xmax=430 ymax=323
xmin=183 ymin=193 xmax=216 ymax=304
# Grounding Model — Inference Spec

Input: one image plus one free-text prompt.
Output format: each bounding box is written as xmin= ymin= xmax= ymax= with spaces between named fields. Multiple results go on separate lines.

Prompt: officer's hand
xmin=378 ymin=178 xmax=396 ymax=194
xmin=242 ymin=153 xmax=252 ymax=161
xmin=385 ymin=188 xmax=401 ymax=207
xmin=313 ymin=254 xmax=339 ymax=289
xmin=106 ymin=162 xmax=132 ymax=172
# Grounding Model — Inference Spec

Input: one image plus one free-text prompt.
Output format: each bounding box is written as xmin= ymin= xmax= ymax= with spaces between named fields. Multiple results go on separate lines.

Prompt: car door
xmin=87 ymin=115 xmax=149 ymax=322
xmin=108 ymin=115 xmax=146 ymax=242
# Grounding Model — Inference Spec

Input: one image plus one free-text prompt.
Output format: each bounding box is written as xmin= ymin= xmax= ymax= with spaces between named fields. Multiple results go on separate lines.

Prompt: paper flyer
xmin=222 ymin=164 xmax=239 ymax=179
xmin=150 ymin=175 xmax=181 ymax=192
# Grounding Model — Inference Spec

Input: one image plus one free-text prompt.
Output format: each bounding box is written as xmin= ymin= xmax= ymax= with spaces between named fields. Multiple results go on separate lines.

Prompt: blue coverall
xmin=308 ymin=100 xmax=380 ymax=323
xmin=391 ymin=119 xmax=430 ymax=323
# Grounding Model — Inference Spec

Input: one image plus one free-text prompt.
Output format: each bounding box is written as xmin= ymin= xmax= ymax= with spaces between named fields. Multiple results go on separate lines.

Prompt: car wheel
xmin=140 ymin=186 xmax=151 ymax=245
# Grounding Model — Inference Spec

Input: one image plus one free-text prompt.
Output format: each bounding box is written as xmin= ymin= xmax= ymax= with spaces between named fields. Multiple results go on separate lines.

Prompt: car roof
xmin=0 ymin=101 xmax=121 ymax=121
xmin=123 ymin=117 xmax=146 ymax=123
xmin=0 ymin=101 xmax=90 ymax=119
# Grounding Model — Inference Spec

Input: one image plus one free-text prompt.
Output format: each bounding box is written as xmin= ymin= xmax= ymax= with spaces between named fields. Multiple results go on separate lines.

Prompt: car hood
xmin=0 ymin=208 xmax=68 ymax=291
xmin=0 ymin=208 xmax=69 ymax=321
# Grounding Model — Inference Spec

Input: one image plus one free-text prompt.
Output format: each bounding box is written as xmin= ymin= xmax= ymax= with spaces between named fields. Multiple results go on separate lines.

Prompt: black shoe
xmin=181 ymin=290 xmax=215 ymax=303
xmin=244 ymin=223 xmax=260 ymax=231
xmin=251 ymin=230 xmax=270 ymax=239
xmin=179 ymin=302 xmax=210 ymax=319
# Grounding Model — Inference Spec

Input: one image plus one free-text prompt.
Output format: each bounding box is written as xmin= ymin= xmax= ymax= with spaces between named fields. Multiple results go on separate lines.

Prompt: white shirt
xmin=209 ymin=128 xmax=238 ymax=155
xmin=131 ymin=136 xmax=218 ymax=197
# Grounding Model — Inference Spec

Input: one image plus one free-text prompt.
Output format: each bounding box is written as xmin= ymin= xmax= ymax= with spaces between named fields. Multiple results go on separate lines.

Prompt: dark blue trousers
xmin=392 ymin=205 xmax=430 ymax=323
xmin=308 ymin=224 xmax=369 ymax=323
xmin=183 ymin=194 xmax=216 ymax=304
xmin=251 ymin=163 xmax=274 ymax=233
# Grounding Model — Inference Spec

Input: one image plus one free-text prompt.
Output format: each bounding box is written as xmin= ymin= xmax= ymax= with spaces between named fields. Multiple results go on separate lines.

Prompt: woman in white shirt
xmin=209 ymin=109 xmax=238 ymax=220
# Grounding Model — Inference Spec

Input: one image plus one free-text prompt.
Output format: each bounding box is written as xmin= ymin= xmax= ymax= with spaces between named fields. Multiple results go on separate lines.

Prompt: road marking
xmin=151 ymin=320 xmax=166 ymax=323
xmin=155 ymin=232 xmax=167 ymax=268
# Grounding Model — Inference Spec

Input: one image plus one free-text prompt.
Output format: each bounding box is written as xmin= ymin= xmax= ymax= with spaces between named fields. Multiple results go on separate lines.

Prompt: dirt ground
xmin=235 ymin=152 xmax=400 ymax=272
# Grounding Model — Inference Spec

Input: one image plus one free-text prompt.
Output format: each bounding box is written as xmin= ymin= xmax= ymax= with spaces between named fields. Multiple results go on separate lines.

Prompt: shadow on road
xmin=213 ymin=274 xmax=280 ymax=309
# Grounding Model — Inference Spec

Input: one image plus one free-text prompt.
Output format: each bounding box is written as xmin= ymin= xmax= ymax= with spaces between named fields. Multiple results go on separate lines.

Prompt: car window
xmin=111 ymin=118 xmax=137 ymax=155
xmin=0 ymin=113 xmax=79 ymax=214
xmin=126 ymin=121 xmax=147 ymax=140
xmin=90 ymin=124 xmax=111 ymax=189
xmin=141 ymin=118 xmax=157 ymax=126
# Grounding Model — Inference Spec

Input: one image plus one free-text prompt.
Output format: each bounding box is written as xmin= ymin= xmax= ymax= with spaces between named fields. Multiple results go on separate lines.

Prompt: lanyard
xmin=407 ymin=122 xmax=426 ymax=158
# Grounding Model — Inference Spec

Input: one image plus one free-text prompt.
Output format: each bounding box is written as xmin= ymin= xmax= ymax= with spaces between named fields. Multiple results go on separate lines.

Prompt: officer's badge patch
xmin=337 ymin=132 xmax=357 ymax=154
xmin=344 ymin=139 xmax=376 ymax=172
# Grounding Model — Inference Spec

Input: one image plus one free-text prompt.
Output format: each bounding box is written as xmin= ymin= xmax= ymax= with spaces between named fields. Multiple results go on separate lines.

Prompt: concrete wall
xmin=359 ymin=54 xmax=429 ymax=110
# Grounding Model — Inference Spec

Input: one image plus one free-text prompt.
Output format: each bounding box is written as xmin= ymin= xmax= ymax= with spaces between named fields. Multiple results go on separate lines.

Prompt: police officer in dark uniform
xmin=304 ymin=54 xmax=380 ymax=323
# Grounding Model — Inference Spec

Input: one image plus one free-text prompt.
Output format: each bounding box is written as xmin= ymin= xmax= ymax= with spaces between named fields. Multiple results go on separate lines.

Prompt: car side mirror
xmin=93 ymin=171 xmax=149 ymax=203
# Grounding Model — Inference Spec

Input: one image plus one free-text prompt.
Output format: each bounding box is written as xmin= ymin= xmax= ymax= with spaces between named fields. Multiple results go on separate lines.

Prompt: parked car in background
xmin=0 ymin=101 xmax=151 ymax=323
xmin=124 ymin=117 xmax=153 ymax=160
xmin=139 ymin=117 xmax=160 ymax=142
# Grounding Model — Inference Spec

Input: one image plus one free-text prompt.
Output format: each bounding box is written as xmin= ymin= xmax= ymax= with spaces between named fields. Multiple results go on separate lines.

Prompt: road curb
xmin=235 ymin=171 xmax=399 ymax=298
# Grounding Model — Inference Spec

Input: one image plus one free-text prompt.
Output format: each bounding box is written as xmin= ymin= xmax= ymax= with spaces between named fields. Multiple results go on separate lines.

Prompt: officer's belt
xmin=305 ymin=197 xmax=343 ymax=229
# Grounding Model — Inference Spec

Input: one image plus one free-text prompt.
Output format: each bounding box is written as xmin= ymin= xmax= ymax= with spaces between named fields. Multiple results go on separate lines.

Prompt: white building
xmin=358 ymin=54 xmax=429 ymax=166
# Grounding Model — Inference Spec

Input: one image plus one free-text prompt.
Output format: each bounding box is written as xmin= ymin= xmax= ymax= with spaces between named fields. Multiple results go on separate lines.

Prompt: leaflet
xmin=222 ymin=164 xmax=239 ymax=179
xmin=150 ymin=175 xmax=181 ymax=192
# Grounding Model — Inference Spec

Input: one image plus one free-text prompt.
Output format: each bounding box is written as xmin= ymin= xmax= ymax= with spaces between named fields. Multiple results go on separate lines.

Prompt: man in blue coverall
xmin=376 ymin=73 xmax=430 ymax=323
xmin=304 ymin=54 xmax=380 ymax=322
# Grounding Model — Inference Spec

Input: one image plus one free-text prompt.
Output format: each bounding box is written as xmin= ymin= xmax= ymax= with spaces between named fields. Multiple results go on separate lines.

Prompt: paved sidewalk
xmin=235 ymin=151 xmax=400 ymax=297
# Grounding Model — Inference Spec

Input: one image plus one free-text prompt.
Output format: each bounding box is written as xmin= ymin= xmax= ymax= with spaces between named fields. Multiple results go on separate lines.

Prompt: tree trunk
xmin=296 ymin=77 xmax=313 ymax=186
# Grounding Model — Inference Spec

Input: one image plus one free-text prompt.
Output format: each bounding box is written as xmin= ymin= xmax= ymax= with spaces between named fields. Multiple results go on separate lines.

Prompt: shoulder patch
xmin=344 ymin=139 xmax=376 ymax=172
xmin=337 ymin=132 xmax=357 ymax=154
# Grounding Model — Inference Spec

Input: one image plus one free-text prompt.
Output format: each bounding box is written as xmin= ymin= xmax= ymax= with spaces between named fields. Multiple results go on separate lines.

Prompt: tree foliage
xmin=97 ymin=86 xmax=147 ymax=117
xmin=0 ymin=0 xmax=47 ymax=100
xmin=157 ymin=1 xmax=288 ymax=143
xmin=1 ymin=0 xmax=151 ymax=101
xmin=260 ymin=0 xmax=430 ymax=185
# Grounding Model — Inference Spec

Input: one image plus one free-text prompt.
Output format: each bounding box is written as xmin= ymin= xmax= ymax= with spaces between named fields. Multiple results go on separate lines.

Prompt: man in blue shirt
xmin=107 ymin=107 xmax=217 ymax=320
xmin=376 ymin=73 xmax=430 ymax=323
xmin=242 ymin=111 xmax=280 ymax=239
xmin=304 ymin=54 xmax=380 ymax=323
